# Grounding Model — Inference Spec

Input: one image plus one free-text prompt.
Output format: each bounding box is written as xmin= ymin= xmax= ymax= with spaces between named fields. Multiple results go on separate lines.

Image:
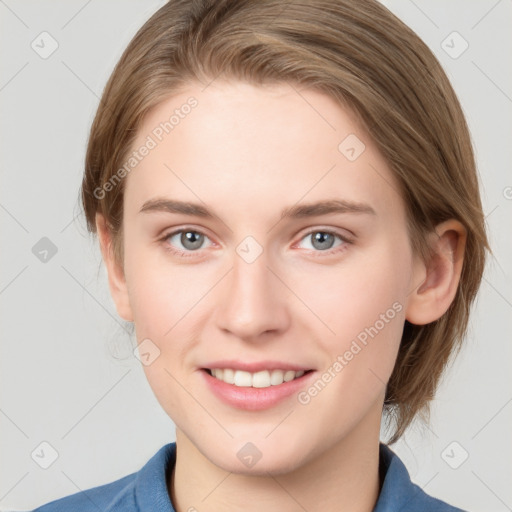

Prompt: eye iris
xmin=175 ymin=231 xmax=339 ymax=252
xmin=181 ymin=231 xmax=203 ymax=250
xmin=312 ymin=232 xmax=335 ymax=250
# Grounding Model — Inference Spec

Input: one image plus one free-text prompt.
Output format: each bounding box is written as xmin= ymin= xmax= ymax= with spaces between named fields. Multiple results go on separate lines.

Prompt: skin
xmin=96 ymin=80 xmax=466 ymax=512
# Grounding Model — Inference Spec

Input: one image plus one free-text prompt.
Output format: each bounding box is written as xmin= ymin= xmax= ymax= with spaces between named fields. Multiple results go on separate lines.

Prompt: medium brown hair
xmin=81 ymin=0 xmax=490 ymax=444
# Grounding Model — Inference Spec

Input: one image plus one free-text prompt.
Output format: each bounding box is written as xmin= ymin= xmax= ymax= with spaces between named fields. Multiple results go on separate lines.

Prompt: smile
xmin=206 ymin=368 xmax=310 ymax=388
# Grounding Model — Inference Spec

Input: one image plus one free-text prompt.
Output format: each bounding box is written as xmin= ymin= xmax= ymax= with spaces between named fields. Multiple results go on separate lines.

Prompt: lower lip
xmin=200 ymin=369 xmax=315 ymax=411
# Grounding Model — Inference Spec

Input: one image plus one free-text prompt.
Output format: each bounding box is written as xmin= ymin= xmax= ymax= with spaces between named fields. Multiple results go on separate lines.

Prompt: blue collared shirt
xmin=32 ymin=442 xmax=467 ymax=511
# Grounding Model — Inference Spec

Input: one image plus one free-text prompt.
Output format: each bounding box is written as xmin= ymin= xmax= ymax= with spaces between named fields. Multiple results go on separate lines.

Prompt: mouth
xmin=202 ymin=368 xmax=314 ymax=388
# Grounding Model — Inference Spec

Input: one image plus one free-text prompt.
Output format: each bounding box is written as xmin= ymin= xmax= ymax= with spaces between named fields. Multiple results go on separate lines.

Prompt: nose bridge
xmin=232 ymin=247 xmax=271 ymax=299
xmin=215 ymin=244 xmax=289 ymax=339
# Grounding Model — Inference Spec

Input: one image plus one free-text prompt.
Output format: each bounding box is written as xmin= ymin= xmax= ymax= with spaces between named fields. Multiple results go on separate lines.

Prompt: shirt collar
xmin=133 ymin=442 xmax=453 ymax=512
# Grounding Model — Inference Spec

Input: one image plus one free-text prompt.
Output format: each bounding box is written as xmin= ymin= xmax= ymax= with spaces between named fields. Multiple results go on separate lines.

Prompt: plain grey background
xmin=0 ymin=1 xmax=511 ymax=510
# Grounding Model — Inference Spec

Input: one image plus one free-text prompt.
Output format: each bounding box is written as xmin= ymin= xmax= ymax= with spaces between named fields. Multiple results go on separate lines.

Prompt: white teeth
xmin=234 ymin=370 xmax=252 ymax=387
xmin=209 ymin=368 xmax=307 ymax=388
xmin=270 ymin=369 xmax=284 ymax=385
xmin=252 ymin=370 xmax=270 ymax=388
xmin=223 ymin=368 xmax=235 ymax=384
xmin=283 ymin=370 xmax=296 ymax=382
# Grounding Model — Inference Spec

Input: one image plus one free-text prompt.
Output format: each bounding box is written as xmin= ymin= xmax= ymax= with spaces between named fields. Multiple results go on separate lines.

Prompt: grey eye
xmin=309 ymin=231 xmax=337 ymax=250
xmin=182 ymin=231 xmax=204 ymax=250
xmin=296 ymin=230 xmax=345 ymax=252
xmin=167 ymin=230 xmax=209 ymax=251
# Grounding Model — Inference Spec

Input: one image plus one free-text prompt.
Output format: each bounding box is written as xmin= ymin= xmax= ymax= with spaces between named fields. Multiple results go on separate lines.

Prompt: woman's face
xmin=116 ymin=80 xmax=420 ymax=474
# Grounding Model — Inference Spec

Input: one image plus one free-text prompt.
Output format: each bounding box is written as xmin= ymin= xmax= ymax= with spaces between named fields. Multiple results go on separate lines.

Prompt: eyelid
xmin=159 ymin=224 xmax=215 ymax=241
xmin=292 ymin=227 xmax=354 ymax=255
xmin=159 ymin=225 xmax=354 ymax=257
xmin=296 ymin=226 xmax=354 ymax=243
xmin=158 ymin=226 xmax=215 ymax=258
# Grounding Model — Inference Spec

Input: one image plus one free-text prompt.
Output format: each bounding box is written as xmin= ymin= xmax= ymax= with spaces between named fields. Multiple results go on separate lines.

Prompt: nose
xmin=214 ymin=250 xmax=291 ymax=341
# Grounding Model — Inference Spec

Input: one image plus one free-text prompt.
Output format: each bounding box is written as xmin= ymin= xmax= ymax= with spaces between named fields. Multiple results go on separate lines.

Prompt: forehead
xmin=124 ymin=80 xmax=404 ymax=224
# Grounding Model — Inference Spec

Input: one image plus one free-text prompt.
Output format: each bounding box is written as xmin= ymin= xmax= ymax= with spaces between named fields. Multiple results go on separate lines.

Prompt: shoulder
xmin=31 ymin=443 xmax=176 ymax=512
xmin=32 ymin=472 xmax=137 ymax=512
xmin=374 ymin=443 xmax=468 ymax=512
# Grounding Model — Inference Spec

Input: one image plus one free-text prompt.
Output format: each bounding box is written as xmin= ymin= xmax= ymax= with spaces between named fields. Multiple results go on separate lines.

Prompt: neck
xmin=169 ymin=408 xmax=382 ymax=512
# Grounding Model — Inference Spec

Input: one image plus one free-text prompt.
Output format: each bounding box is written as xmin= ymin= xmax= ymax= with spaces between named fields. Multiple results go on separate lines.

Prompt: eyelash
xmin=159 ymin=227 xmax=353 ymax=259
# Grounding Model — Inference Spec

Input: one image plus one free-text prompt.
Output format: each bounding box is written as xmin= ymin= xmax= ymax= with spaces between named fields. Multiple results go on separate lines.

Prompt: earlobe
xmin=95 ymin=213 xmax=134 ymax=323
xmin=405 ymin=220 xmax=466 ymax=326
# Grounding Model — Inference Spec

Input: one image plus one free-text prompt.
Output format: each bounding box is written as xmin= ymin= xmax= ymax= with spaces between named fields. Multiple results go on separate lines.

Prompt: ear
xmin=405 ymin=219 xmax=467 ymax=325
xmin=95 ymin=213 xmax=134 ymax=322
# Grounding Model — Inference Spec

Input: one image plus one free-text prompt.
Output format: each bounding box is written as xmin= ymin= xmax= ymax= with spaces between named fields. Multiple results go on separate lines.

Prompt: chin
xmin=201 ymin=438 xmax=309 ymax=476
xmin=218 ymin=453 xmax=303 ymax=477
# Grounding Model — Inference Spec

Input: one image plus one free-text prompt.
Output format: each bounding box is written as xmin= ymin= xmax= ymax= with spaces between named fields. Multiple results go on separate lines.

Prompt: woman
xmin=33 ymin=0 xmax=489 ymax=510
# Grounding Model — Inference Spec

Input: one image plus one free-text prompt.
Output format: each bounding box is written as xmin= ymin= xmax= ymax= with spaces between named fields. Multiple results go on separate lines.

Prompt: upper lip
xmin=201 ymin=360 xmax=314 ymax=373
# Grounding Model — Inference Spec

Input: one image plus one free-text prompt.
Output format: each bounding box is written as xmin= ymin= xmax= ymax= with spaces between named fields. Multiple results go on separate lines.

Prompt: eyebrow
xmin=139 ymin=198 xmax=376 ymax=219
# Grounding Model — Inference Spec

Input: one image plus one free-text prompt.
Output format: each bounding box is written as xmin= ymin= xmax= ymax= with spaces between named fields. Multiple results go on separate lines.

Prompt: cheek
xmin=123 ymin=244 xmax=214 ymax=392
xmin=124 ymin=249 xmax=208 ymax=418
xmin=288 ymin=260 xmax=407 ymax=436
xmin=295 ymin=240 xmax=410 ymax=388
xmin=124 ymin=241 xmax=211 ymax=334
xmin=301 ymin=240 xmax=409 ymax=334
